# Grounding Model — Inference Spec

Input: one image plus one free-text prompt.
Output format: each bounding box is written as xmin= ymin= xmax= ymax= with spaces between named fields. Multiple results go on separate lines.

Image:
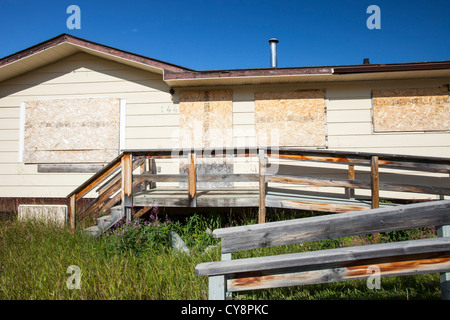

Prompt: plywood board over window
xmin=179 ymin=90 xmax=233 ymax=148
xmin=372 ymin=87 xmax=450 ymax=132
xmin=255 ymin=90 xmax=326 ymax=147
xmin=179 ymin=90 xmax=233 ymax=189
xmin=22 ymin=98 xmax=121 ymax=164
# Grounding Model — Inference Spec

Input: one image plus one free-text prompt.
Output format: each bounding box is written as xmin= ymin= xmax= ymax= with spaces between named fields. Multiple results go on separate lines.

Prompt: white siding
xmin=0 ymin=52 xmax=174 ymax=197
xmin=0 ymin=51 xmax=449 ymax=201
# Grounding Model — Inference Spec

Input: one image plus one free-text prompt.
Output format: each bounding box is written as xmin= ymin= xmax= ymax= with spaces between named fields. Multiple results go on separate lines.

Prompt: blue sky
xmin=0 ymin=0 xmax=449 ymax=70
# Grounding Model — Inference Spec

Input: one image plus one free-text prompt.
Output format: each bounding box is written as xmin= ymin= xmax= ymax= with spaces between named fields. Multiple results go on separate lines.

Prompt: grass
xmin=0 ymin=209 xmax=443 ymax=300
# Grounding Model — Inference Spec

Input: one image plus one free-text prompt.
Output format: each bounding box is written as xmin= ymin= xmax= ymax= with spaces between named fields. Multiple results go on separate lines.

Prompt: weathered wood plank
xmin=133 ymin=173 xmax=258 ymax=183
xmin=270 ymin=153 xmax=450 ymax=173
xmin=265 ymin=198 xmax=368 ymax=213
xmin=371 ymin=156 xmax=380 ymax=242
xmin=227 ymin=257 xmax=450 ymax=292
xmin=100 ymin=192 xmax=122 ymax=215
xmin=371 ymin=156 xmax=380 ymax=209
xmin=69 ymin=155 xmax=122 ymax=199
xmin=267 ymin=174 xmax=450 ymax=196
xmin=259 ymin=149 xmax=266 ymax=224
xmin=438 ymin=225 xmax=450 ymax=300
xmin=346 ymin=165 xmax=355 ymax=199
xmin=269 ymin=153 xmax=370 ymax=166
xmin=122 ymin=154 xmax=133 ymax=198
xmin=188 ymin=152 xmax=197 ymax=207
xmin=195 ymin=237 xmax=450 ymax=276
xmin=267 ymin=174 xmax=370 ymax=189
xmin=133 ymin=206 xmax=153 ymax=219
xmin=209 ymin=275 xmax=227 ymax=300
xmin=38 ymin=164 xmax=104 ymax=173
xmin=134 ymin=174 xmax=187 ymax=183
xmin=77 ymin=179 xmax=121 ymax=220
xmin=97 ymin=157 xmax=144 ymax=195
xmin=121 ymin=154 xmax=133 ymax=222
xmin=377 ymin=159 xmax=450 ymax=174
xmin=214 ymin=200 xmax=450 ymax=253
xmin=69 ymin=194 xmax=76 ymax=235
xmin=133 ymin=193 xmax=258 ymax=208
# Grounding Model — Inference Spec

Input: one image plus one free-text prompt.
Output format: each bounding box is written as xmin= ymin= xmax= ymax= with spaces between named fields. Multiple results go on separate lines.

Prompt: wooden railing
xmin=195 ymin=200 xmax=450 ymax=300
xmin=67 ymin=147 xmax=450 ymax=233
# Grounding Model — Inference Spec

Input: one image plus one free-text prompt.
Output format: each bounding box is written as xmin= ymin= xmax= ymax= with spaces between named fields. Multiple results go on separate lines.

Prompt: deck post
xmin=188 ymin=152 xmax=197 ymax=207
xmin=209 ymin=275 xmax=227 ymax=300
xmin=139 ymin=157 xmax=148 ymax=191
xmin=222 ymin=253 xmax=232 ymax=300
xmin=371 ymin=156 xmax=380 ymax=209
xmin=258 ymin=148 xmax=266 ymax=224
xmin=438 ymin=224 xmax=450 ymax=300
xmin=149 ymin=157 xmax=157 ymax=189
xmin=69 ymin=194 xmax=76 ymax=235
xmin=371 ymin=156 xmax=380 ymax=242
xmin=121 ymin=153 xmax=133 ymax=222
xmin=208 ymin=247 xmax=230 ymax=300
xmin=346 ymin=165 xmax=355 ymax=199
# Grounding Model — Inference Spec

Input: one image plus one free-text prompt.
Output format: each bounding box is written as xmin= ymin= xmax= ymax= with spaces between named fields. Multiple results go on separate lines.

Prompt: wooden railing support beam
xmin=122 ymin=153 xmax=133 ymax=222
xmin=188 ymin=152 xmax=197 ymax=207
xmin=258 ymin=149 xmax=266 ymax=224
xmin=346 ymin=165 xmax=355 ymax=199
xmin=438 ymin=224 xmax=450 ymax=300
xmin=69 ymin=194 xmax=76 ymax=235
xmin=371 ymin=156 xmax=380 ymax=209
xmin=371 ymin=156 xmax=380 ymax=242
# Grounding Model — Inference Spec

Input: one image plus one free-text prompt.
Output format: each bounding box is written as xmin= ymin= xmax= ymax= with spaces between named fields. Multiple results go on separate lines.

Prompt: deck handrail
xmin=66 ymin=147 xmax=450 ymax=234
xmin=195 ymin=200 xmax=450 ymax=299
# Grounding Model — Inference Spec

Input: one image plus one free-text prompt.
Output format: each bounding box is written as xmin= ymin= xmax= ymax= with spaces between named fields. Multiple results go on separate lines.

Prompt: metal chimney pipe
xmin=269 ymin=38 xmax=279 ymax=68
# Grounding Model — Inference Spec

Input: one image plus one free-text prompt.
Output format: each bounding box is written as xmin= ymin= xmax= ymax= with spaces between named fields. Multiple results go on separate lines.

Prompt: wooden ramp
xmin=67 ymin=147 xmax=450 ymax=234
xmin=133 ymin=187 xmax=394 ymax=213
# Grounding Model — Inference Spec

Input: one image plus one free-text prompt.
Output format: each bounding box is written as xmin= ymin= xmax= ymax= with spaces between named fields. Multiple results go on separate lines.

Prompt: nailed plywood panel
xmin=18 ymin=205 xmax=67 ymax=225
xmin=179 ymin=90 xmax=233 ymax=148
xmin=23 ymin=98 xmax=120 ymax=163
xmin=179 ymin=90 xmax=233 ymax=188
xmin=255 ymin=90 xmax=326 ymax=147
xmin=373 ymin=88 xmax=450 ymax=132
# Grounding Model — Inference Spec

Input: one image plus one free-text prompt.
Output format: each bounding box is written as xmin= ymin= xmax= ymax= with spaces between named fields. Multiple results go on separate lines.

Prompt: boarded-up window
xmin=372 ymin=88 xmax=450 ymax=132
xmin=23 ymin=98 xmax=120 ymax=163
xmin=179 ymin=90 xmax=233 ymax=188
xmin=255 ymin=90 xmax=326 ymax=147
xmin=179 ymin=90 xmax=233 ymax=148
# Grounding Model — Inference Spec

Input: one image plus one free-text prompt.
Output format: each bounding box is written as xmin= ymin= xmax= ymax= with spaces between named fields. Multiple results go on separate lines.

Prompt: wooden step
xmin=84 ymin=205 xmax=124 ymax=237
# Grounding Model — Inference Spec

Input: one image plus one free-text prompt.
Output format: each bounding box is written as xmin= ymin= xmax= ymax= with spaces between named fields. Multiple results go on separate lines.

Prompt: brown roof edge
xmin=164 ymin=60 xmax=450 ymax=80
xmin=333 ymin=61 xmax=450 ymax=74
xmin=0 ymin=34 xmax=66 ymax=67
xmin=164 ymin=66 xmax=333 ymax=80
xmin=1 ymin=34 xmax=449 ymax=80
xmin=0 ymin=33 xmax=194 ymax=73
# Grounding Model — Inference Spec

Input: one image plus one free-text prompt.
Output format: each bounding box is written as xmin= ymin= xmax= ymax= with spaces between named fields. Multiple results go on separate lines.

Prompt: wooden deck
xmin=67 ymin=147 xmax=450 ymax=233
xmin=133 ymin=187 xmax=393 ymax=212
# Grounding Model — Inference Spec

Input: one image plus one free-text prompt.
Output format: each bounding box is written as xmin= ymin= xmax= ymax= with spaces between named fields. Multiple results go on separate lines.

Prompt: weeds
xmin=0 ymin=209 xmax=443 ymax=300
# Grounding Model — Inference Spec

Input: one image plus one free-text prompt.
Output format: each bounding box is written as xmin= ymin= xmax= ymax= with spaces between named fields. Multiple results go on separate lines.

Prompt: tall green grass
xmin=0 ymin=210 xmax=442 ymax=300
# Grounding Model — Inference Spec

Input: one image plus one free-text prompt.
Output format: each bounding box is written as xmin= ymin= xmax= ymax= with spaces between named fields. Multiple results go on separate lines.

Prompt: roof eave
xmin=0 ymin=33 xmax=193 ymax=83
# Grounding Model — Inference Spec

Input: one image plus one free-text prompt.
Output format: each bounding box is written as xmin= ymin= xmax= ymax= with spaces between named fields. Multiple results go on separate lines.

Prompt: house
xmin=0 ymin=33 xmax=449 ymax=214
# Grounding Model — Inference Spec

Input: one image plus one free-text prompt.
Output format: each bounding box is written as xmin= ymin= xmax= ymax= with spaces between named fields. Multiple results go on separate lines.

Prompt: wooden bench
xmin=195 ymin=200 xmax=450 ymax=300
